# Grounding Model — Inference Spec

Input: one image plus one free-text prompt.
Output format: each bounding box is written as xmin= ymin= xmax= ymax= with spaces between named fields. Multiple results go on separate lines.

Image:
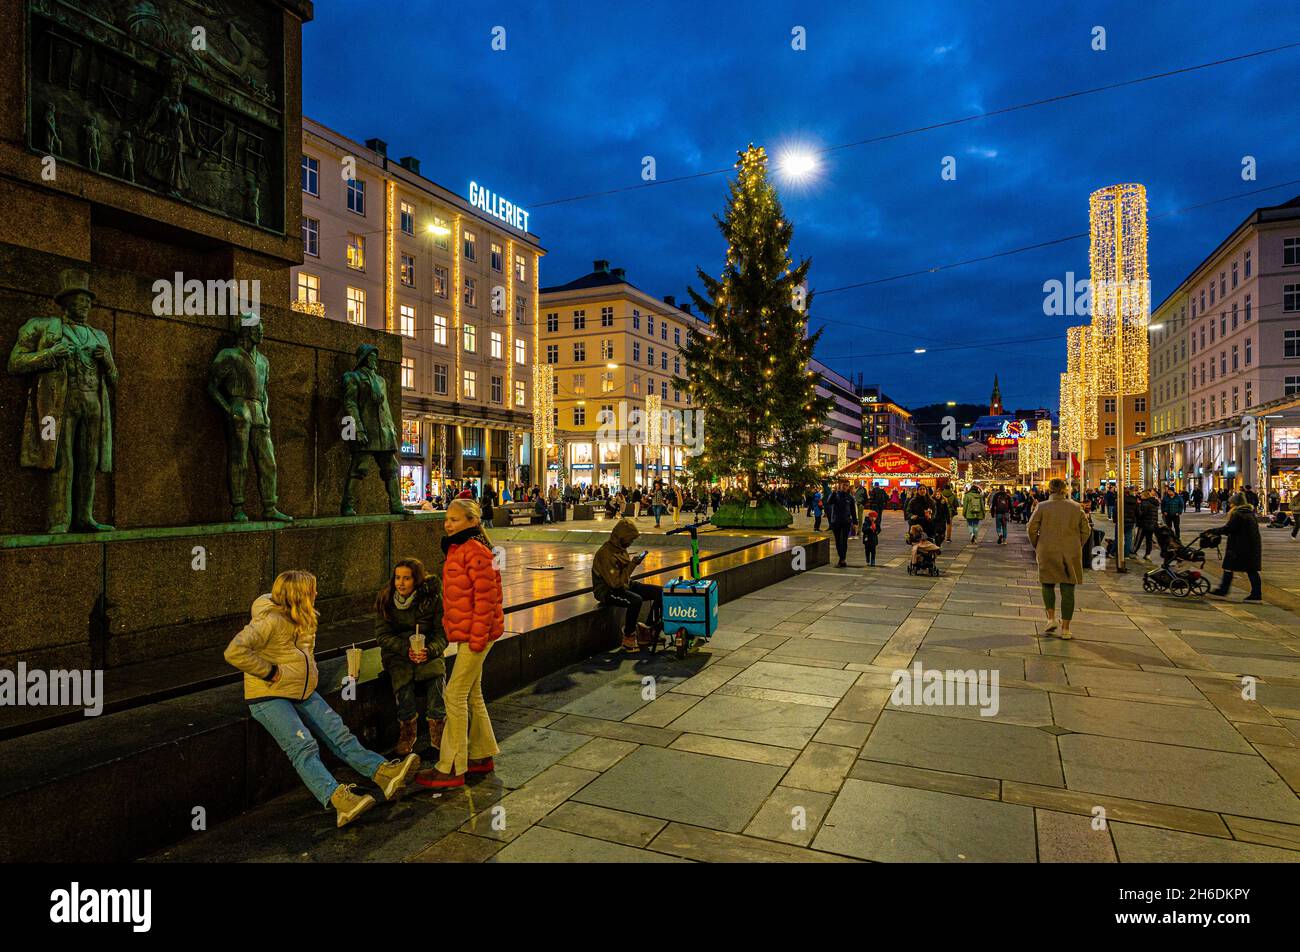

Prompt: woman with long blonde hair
xmin=225 ymin=569 xmax=420 ymax=828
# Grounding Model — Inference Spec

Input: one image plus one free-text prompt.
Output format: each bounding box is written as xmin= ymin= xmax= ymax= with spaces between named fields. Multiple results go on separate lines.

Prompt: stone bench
xmin=0 ymin=532 xmax=827 ymax=862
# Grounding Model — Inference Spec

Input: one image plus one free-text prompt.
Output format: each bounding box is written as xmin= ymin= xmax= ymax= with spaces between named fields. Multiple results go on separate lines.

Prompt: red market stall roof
xmin=834 ymin=442 xmax=950 ymax=479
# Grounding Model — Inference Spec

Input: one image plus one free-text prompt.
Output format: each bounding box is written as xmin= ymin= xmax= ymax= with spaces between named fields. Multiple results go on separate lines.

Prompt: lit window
xmin=463 ymin=231 xmax=476 ymax=261
xmin=463 ymin=370 xmax=477 ymax=399
xmin=463 ymin=323 xmax=477 ymax=353
xmin=401 ymin=357 xmax=414 ymax=389
xmin=601 ymin=339 xmax=614 ymax=360
xmin=432 ymin=216 xmax=449 ymax=250
xmin=433 ymin=313 xmax=448 ymax=346
xmin=296 ymin=272 xmax=319 ymax=304
xmin=515 ymin=339 xmax=526 ymax=365
xmin=346 ymin=287 xmax=366 ymax=326
xmin=491 ymin=243 xmax=503 ymax=272
xmin=515 ymin=254 xmax=526 ymax=281
xmin=400 ymin=254 xmax=415 ymax=287
xmin=463 ymin=277 xmax=476 ymax=307
xmin=347 ymin=179 xmax=366 ymax=215
xmin=434 ymin=266 xmax=448 ymax=298
xmin=490 ymin=331 xmax=503 ymax=359
xmin=400 ymin=304 xmax=415 ymax=338
xmin=573 ymin=373 xmax=585 ymax=395
xmin=301 ymin=155 xmax=319 ymax=196
xmin=400 ymin=201 xmax=415 ymax=235
xmin=514 ymin=380 xmax=526 ymax=406
xmin=347 ymin=233 xmax=365 ymax=270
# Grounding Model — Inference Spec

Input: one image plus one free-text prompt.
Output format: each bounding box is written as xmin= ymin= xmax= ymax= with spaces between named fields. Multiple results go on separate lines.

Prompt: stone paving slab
xmin=863 ymin=710 xmax=1064 ymax=786
xmin=1109 ymin=823 xmax=1300 ymax=863
xmin=1059 ymin=734 xmax=1300 ymax=823
xmin=1049 ymin=694 xmax=1255 ymax=754
xmin=570 ymin=745 xmax=786 ymax=834
xmin=813 ymin=779 xmax=1037 ymax=862
xmin=493 ymin=825 xmax=689 ymax=863
xmin=666 ymin=693 xmax=830 ymax=749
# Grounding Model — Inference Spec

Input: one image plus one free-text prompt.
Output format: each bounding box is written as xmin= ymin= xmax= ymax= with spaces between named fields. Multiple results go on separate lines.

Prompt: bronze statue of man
xmin=340 ymin=343 xmax=404 ymax=515
xmin=208 ymin=315 xmax=292 ymax=523
xmin=7 ymin=269 xmax=117 ymax=533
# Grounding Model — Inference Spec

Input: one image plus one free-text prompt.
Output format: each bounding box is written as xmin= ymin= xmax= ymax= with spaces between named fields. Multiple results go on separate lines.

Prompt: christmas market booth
xmin=833 ymin=442 xmax=952 ymax=491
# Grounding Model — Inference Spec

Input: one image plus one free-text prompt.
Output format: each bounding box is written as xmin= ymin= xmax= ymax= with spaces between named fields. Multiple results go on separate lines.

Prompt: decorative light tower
xmin=1087 ymin=184 xmax=1150 ymax=572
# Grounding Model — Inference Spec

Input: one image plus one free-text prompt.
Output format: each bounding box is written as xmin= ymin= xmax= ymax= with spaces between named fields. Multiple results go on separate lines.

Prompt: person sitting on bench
xmin=592 ymin=518 xmax=661 ymax=652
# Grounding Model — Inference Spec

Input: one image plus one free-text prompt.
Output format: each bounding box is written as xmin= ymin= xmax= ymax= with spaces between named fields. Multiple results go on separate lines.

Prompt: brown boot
xmin=428 ymin=718 xmax=445 ymax=752
xmin=395 ymin=716 xmax=418 ymax=756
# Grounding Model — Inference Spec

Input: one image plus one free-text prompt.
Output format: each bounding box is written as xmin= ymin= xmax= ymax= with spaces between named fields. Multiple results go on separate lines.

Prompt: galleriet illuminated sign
xmin=468 ymin=181 xmax=530 ymax=232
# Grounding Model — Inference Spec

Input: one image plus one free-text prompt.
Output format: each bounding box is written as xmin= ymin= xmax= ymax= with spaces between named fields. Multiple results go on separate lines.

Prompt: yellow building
xmin=1083 ymin=393 xmax=1150 ymax=488
xmin=293 ymin=119 xmax=545 ymax=500
xmin=539 ymin=261 xmax=708 ymax=489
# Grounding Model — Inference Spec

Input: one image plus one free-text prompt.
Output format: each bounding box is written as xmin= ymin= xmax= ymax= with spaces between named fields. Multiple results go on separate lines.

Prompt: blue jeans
xmin=249 ymin=692 xmax=387 ymax=807
xmin=995 ymin=513 xmax=1009 ymax=539
xmin=652 ymin=504 xmax=664 ymax=526
xmin=966 ymin=518 xmax=980 ymax=540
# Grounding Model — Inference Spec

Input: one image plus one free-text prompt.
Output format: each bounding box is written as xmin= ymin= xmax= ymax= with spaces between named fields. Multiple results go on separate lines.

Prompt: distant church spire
xmin=990 ymin=375 xmax=1003 ymax=416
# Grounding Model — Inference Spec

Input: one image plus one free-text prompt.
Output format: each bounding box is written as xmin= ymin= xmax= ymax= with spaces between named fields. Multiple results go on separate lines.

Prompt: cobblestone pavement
xmin=151 ymin=509 xmax=1300 ymax=863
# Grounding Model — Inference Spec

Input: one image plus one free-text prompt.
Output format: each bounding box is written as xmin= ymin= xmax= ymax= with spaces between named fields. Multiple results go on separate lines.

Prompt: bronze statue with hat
xmin=6 ymin=268 xmax=118 ymax=533
xmin=340 ymin=343 xmax=405 ymax=516
xmin=207 ymin=313 xmax=293 ymax=524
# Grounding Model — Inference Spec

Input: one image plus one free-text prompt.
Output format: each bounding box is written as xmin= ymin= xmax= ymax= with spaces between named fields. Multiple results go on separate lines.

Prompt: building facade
xmin=811 ymin=359 xmax=863 ymax=470
xmin=858 ymin=385 xmax=918 ymax=450
xmin=539 ymin=262 xmax=706 ymax=489
xmin=294 ymin=119 xmax=545 ymax=502
xmin=1083 ymin=394 xmax=1149 ymax=488
xmin=1134 ymin=196 xmax=1300 ymax=496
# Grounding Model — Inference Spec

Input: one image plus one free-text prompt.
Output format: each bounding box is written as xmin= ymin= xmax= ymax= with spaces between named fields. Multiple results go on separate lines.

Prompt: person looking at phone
xmin=592 ymin=518 xmax=662 ymax=652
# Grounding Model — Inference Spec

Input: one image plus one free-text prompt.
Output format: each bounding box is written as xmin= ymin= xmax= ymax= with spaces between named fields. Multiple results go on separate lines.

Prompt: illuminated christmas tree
xmin=677 ymin=145 xmax=830 ymax=526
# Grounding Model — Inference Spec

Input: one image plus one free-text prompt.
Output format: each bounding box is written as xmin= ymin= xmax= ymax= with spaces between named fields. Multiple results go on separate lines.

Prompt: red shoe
xmin=414 ymin=767 xmax=464 ymax=789
xmin=467 ymin=757 xmax=495 ymax=775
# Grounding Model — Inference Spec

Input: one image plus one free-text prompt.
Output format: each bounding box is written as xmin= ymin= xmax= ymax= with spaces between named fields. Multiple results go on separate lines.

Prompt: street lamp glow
xmin=427 ymin=223 xmax=451 ymax=237
xmin=775 ymin=147 xmax=819 ymax=183
xmin=1148 ymin=322 xmax=1165 ymax=332
xmin=914 ymin=348 xmax=927 ymax=354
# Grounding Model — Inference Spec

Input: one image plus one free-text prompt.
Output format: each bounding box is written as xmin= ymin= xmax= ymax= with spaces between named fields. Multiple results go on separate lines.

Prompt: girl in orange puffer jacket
xmin=416 ymin=499 xmax=504 ymax=788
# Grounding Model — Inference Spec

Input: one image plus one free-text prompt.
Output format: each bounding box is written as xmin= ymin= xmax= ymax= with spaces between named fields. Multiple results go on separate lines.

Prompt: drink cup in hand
xmin=409 ymin=631 xmax=426 ymax=662
xmin=345 ymin=646 xmax=362 ymax=680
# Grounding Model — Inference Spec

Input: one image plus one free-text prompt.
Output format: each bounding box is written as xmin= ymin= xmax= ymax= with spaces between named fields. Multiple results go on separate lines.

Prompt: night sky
xmin=302 ymin=1 xmax=1300 ymax=411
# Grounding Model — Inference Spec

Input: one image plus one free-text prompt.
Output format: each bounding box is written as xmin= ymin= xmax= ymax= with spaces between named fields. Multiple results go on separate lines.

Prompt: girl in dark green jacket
xmin=375 ymin=558 xmax=448 ymax=755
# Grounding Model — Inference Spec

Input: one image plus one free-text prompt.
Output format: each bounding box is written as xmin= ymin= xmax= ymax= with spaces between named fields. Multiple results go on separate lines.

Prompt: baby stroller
xmin=1141 ymin=526 xmax=1209 ymax=597
xmin=907 ymin=543 xmax=942 ymax=577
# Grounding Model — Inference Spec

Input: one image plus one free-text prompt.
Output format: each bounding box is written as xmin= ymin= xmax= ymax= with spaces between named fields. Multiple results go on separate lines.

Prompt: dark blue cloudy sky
xmin=303 ymin=0 xmax=1300 ymax=411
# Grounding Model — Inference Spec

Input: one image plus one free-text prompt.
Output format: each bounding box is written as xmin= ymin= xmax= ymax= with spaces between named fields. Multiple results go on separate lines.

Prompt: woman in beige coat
xmin=1026 ymin=478 xmax=1094 ymax=639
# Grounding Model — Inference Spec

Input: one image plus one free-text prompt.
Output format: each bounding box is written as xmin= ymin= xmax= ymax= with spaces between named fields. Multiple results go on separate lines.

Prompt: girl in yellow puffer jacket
xmin=225 ymin=569 xmax=419 ymax=828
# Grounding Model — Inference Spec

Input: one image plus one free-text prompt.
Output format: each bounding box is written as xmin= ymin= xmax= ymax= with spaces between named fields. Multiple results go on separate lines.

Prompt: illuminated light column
xmin=506 ymin=238 xmax=515 ymax=405
xmin=385 ymin=180 xmax=396 ymax=333
xmin=453 ymin=214 xmax=463 ymax=400
xmin=1035 ymin=418 xmax=1052 ymax=484
xmin=836 ymin=441 xmax=848 ymax=473
xmin=532 ymin=249 xmax=542 ymax=482
xmin=1089 ymin=183 xmax=1149 ymax=572
xmin=646 ymin=393 xmax=662 ymax=481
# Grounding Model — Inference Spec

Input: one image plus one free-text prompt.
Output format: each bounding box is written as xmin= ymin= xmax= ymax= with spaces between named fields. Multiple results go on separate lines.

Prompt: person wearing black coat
xmin=1132 ymin=490 xmax=1160 ymax=560
xmin=1208 ymin=493 xmax=1263 ymax=601
xmin=826 ymin=479 xmax=859 ymax=568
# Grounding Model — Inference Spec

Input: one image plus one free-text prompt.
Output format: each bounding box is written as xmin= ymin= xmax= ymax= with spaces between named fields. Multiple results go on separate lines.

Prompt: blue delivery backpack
xmin=659 ymin=577 xmax=719 ymax=658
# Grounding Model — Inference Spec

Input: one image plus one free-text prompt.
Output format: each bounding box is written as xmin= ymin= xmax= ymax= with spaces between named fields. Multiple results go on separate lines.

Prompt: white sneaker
xmin=1043 ymin=620 xmax=1059 ymax=635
